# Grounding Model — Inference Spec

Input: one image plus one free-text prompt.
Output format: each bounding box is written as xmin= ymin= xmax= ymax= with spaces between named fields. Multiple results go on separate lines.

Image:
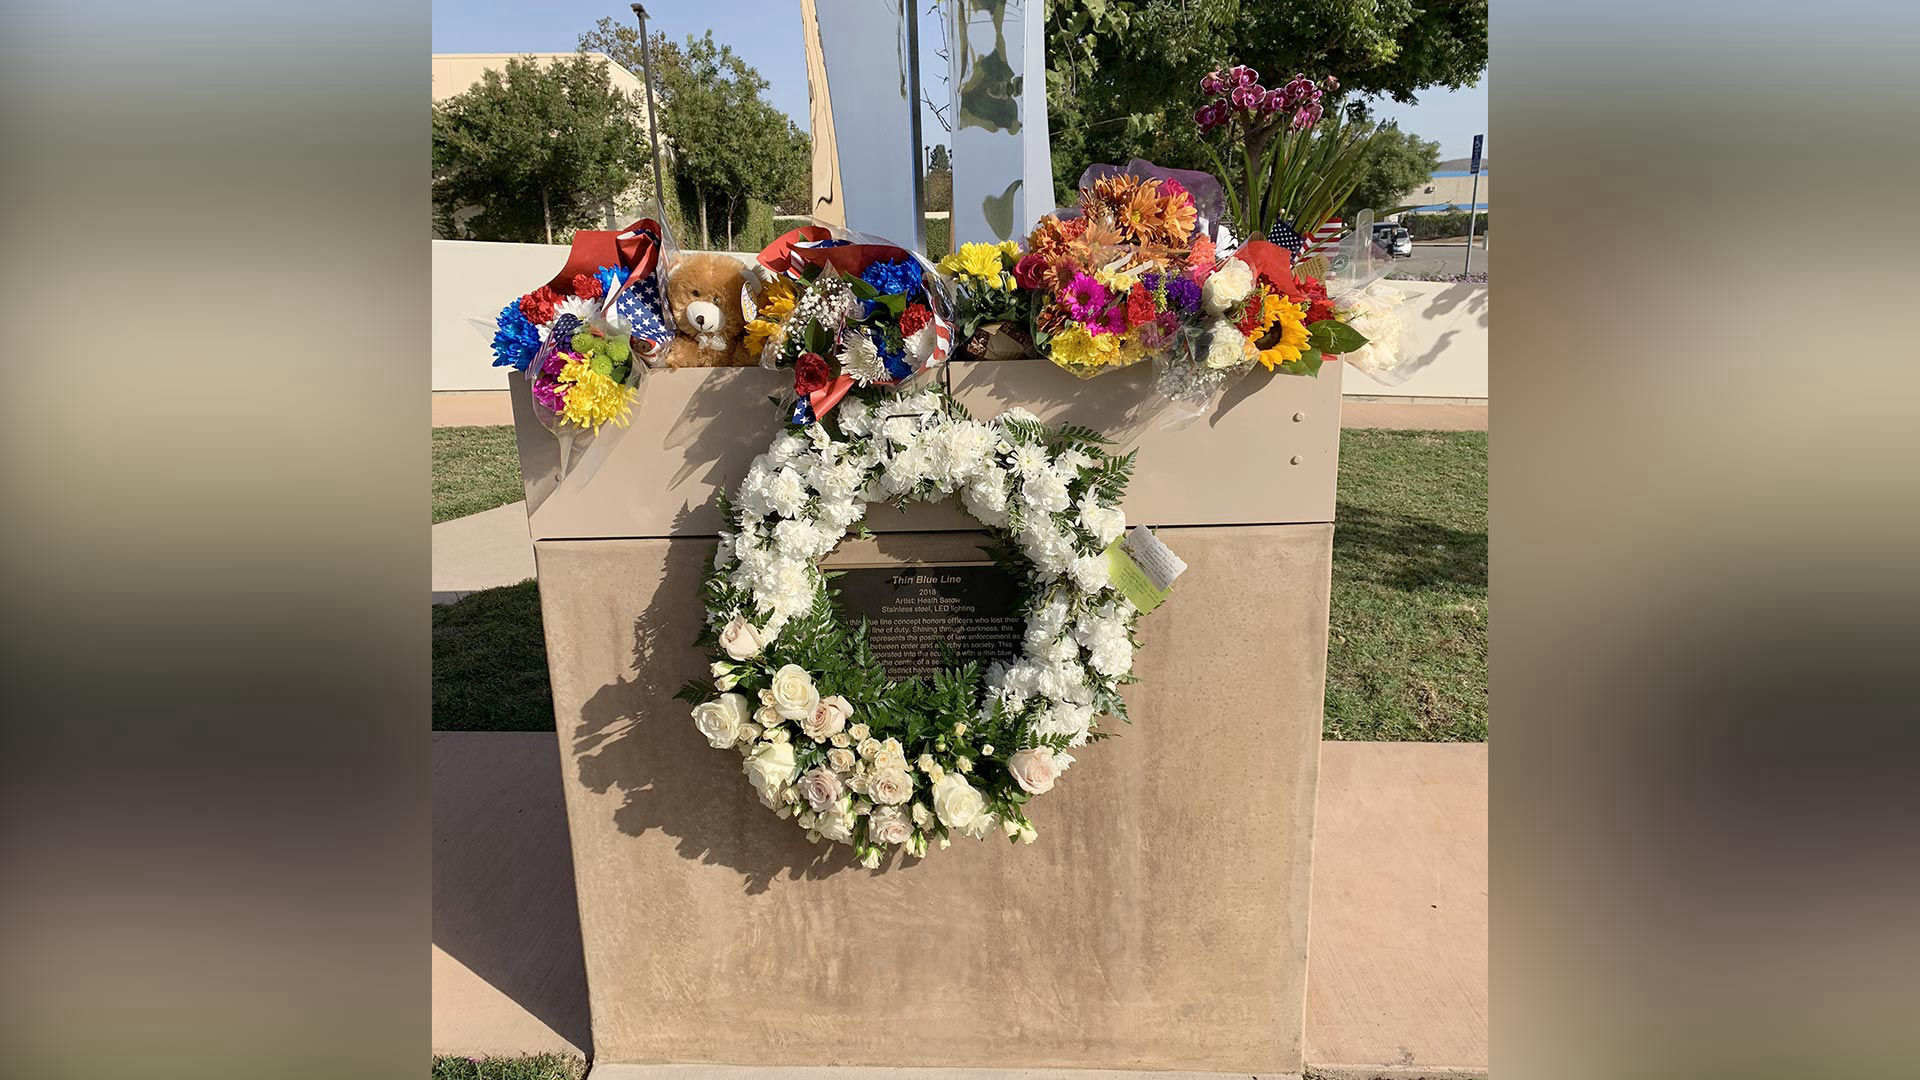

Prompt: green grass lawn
xmin=432 ymin=1054 xmax=584 ymax=1080
xmin=1326 ymin=429 xmax=1487 ymax=740
xmin=432 ymin=425 xmax=1487 ymax=740
xmin=433 ymin=426 xmax=527 ymax=524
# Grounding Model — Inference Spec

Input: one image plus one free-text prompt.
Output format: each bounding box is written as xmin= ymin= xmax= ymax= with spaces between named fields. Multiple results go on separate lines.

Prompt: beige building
xmin=1406 ymin=168 xmax=1489 ymax=215
xmin=432 ymin=53 xmax=668 ymax=236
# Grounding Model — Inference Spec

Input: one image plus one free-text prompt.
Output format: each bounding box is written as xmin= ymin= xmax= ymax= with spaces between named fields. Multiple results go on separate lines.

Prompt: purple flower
xmin=1064 ymin=273 xmax=1111 ymax=322
xmin=1292 ymin=103 xmax=1323 ymax=131
xmin=1231 ymin=85 xmax=1259 ymax=109
xmin=1096 ymin=304 xmax=1128 ymax=335
xmin=1231 ymin=65 xmax=1259 ymax=88
xmin=531 ymin=372 xmax=568 ymax=414
xmin=1163 ymin=274 xmax=1202 ymax=316
xmin=1200 ymin=72 xmax=1224 ymax=96
xmin=1261 ymin=89 xmax=1284 ymax=113
xmin=541 ymin=348 xmax=573 ymax=377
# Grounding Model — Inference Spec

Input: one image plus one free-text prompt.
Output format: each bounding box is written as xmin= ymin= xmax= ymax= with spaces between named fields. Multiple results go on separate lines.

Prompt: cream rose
xmin=815 ymin=801 xmax=855 ymax=843
xmin=866 ymin=805 xmax=912 ymax=846
xmin=801 ymin=694 xmax=852 ymax=741
xmin=931 ymin=772 xmax=987 ymax=832
xmin=870 ymin=737 xmax=907 ymax=772
xmin=768 ymin=663 xmax=820 ymax=720
xmin=826 ymin=747 xmax=855 ymax=772
xmin=1201 ymin=257 xmax=1254 ymax=315
xmin=796 ymin=765 xmax=844 ymax=812
xmin=718 ymin=617 xmax=766 ymax=660
xmin=743 ymin=740 xmax=797 ymax=799
xmin=691 ymin=693 xmax=750 ymax=749
xmin=1006 ymin=746 xmax=1059 ymax=794
xmin=868 ymin=767 xmax=914 ymax=806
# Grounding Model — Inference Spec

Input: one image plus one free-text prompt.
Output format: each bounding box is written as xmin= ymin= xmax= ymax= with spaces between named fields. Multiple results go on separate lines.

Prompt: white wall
xmin=1349 ymin=280 xmax=1489 ymax=400
xmin=433 ymin=241 xmax=1487 ymax=400
xmin=433 ymin=240 xmax=576 ymax=392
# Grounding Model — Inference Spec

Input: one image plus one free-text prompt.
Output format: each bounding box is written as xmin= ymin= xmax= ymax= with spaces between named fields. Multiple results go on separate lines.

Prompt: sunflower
xmin=743 ymin=277 xmax=796 ymax=358
xmin=1255 ymin=299 xmax=1312 ymax=371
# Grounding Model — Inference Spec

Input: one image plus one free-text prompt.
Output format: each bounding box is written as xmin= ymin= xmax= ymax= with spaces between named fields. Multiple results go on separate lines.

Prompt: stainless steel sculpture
xmin=948 ymin=0 xmax=1053 ymax=244
xmin=809 ymin=0 xmax=928 ymax=249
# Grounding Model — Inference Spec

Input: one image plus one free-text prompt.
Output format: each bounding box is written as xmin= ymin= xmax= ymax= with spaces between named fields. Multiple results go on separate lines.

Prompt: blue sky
xmin=432 ymin=0 xmax=1486 ymax=159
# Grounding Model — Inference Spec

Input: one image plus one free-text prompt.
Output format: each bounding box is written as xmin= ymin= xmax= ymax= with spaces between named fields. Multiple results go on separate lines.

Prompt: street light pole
xmin=631 ymin=4 xmax=670 ymax=226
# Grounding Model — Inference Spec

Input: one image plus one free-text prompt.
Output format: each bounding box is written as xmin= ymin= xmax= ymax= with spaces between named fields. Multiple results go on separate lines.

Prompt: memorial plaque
xmin=831 ymin=563 xmax=1024 ymax=679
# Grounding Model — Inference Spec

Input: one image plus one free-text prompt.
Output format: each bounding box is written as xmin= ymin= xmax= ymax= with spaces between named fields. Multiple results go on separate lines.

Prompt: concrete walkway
xmin=432 ymin=501 xmax=535 ymax=604
xmin=431 ymin=736 xmax=1487 ymax=1074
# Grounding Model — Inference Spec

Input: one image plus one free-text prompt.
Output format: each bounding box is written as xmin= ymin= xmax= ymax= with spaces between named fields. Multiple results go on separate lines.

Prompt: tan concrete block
xmin=1304 ymin=743 xmax=1488 ymax=1072
xmin=535 ymin=523 xmax=1331 ymax=1072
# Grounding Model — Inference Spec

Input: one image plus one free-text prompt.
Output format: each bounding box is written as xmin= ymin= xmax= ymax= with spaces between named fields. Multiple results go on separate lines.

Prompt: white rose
xmin=801 ymin=693 xmax=853 ymax=741
xmin=866 ymin=805 xmax=913 ymax=846
xmin=1007 ymin=746 xmax=1059 ymax=794
xmin=769 ymin=663 xmax=820 ymax=721
xmin=868 ymin=767 xmax=914 ymax=806
xmin=931 ymin=772 xmax=987 ymax=832
xmin=871 ymin=737 xmax=907 ymax=772
xmin=1204 ymin=320 xmax=1250 ymax=369
xmin=815 ymin=800 xmax=855 ymax=843
xmin=797 ymin=765 xmax=844 ymax=812
xmin=718 ymin=617 xmax=766 ymax=661
xmin=848 ymin=723 xmax=870 ymax=741
xmin=1201 ymin=257 xmax=1254 ymax=315
xmin=826 ymin=747 xmax=855 ymax=772
xmin=691 ymin=693 xmax=750 ymax=749
xmin=743 ymin=740 xmax=797 ymax=799
xmin=857 ymin=736 xmax=881 ymax=761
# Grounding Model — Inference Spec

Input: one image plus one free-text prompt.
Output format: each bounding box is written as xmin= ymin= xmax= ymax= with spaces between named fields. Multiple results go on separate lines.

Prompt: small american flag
xmin=1302 ymin=219 xmax=1345 ymax=258
xmin=602 ymin=223 xmax=674 ymax=360
xmin=1266 ymin=218 xmax=1307 ymax=257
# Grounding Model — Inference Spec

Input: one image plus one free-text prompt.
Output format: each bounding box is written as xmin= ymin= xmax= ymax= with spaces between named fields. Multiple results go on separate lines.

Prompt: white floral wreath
xmin=679 ymin=387 xmax=1145 ymax=867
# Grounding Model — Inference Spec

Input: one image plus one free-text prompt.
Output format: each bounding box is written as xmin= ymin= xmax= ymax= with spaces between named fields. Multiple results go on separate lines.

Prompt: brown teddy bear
xmin=660 ymin=253 xmax=759 ymax=368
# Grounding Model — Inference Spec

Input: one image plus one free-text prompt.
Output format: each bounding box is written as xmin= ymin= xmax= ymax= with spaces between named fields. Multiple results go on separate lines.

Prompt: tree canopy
xmin=431 ymin=54 xmax=649 ymax=244
xmin=1342 ymin=122 xmax=1442 ymax=220
xmin=578 ymin=21 xmax=810 ymax=250
xmin=1044 ymin=0 xmax=1485 ymax=199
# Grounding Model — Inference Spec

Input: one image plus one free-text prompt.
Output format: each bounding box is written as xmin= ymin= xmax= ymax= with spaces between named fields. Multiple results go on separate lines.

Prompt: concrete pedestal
xmin=516 ymin=359 xmax=1341 ymax=1074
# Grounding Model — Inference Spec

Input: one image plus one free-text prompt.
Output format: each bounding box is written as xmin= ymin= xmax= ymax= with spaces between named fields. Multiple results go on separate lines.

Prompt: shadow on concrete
xmin=569 ymin=513 xmax=884 ymax=895
xmin=431 ymin=731 xmax=593 ymax=1055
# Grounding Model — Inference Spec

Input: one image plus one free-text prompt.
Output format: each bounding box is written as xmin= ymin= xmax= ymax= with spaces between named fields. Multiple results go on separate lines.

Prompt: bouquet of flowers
xmin=749 ymin=226 xmax=953 ymax=425
xmin=488 ymin=219 xmax=676 ymax=440
xmin=1013 ymin=172 xmax=1206 ymax=379
xmin=939 ymin=241 xmax=1037 ymax=360
xmin=1193 ymin=67 xmax=1375 ymax=246
xmin=1145 ymin=236 xmax=1371 ymax=424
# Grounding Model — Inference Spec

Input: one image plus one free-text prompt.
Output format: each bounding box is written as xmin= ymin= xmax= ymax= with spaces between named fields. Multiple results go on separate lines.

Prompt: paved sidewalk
xmin=1340 ymin=400 xmax=1487 ymax=431
xmin=432 ymin=501 xmax=534 ymax=604
xmin=431 ymin=736 xmax=1488 ymax=1073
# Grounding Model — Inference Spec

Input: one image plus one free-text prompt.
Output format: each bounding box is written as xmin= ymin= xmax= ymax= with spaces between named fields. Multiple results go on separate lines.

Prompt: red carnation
xmin=1298 ymin=275 xmax=1335 ymax=323
xmin=1236 ymin=297 xmax=1267 ymax=336
xmin=899 ymin=303 xmax=933 ymax=336
xmin=519 ymin=286 xmax=560 ymax=325
xmin=1125 ymin=283 xmax=1156 ymax=328
xmin=571 ymin=273 xmax=603 ymax=299
xmin=1012 ymin=253 xmax=1050 ymax=291
xmin=794 ymin=352 xmax=832 ymax=397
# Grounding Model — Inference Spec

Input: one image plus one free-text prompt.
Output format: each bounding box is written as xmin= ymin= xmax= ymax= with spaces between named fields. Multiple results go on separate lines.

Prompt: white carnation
xmin=1068 ymin=552 xmax=1111 ymax=593
xmin=767 ymin=466 xmax=809 ymax=518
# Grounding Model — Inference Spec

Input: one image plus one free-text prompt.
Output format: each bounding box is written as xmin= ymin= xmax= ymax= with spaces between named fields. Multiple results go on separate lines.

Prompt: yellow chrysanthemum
xmin=1049 ymin=325 xmax=1096 ymax=370
xmin=1113 ymin=330 xmax=1149 ymax=367
xmin=557 ymin=358 xmax=638 ymax=433
xmin=997 ymin=240 xmax=1021 ymax=260
xmin=1255 ymin=300 xmax=1312 ymax=371
xmin=939 ymin=242 xmax=1007 ymax=281
xmin=1093 ymin=268 xmax=1139 ymax=294
xmin=742 ymin=278 xmax=797 ymax=358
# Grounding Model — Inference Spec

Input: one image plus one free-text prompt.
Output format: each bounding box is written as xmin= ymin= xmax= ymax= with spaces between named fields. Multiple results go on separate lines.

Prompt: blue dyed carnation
xmin=595 ymin=265 xmax=627 ymax=296
xmin=875 ymin=329 xmax=913 ymax=381
xmin=860 ymin=258 xmax=924 ymax=297
xmin=491 ymin=301 xmax=543 ymax=370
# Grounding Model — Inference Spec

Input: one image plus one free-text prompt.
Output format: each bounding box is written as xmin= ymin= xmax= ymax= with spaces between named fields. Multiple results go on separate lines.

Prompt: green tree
xmin=431 ymin=55 xmax=649 ymax=243
xmin=634 ymin=30 xmax=809 ymax=250
xmin=1043 ymin=0 xmax=1486 ymax=198
xmin=928 ymin=143 xmax=951 ymax=172
xmin=1341 ymin=122 xmax=1441 ymax=219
